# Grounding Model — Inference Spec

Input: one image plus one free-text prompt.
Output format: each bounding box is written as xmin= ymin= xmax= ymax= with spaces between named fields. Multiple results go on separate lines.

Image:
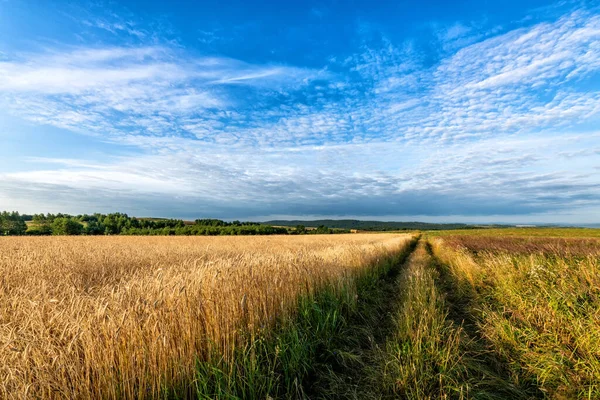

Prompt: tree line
xmin=0 ymin=212 xmax=347 ymax=236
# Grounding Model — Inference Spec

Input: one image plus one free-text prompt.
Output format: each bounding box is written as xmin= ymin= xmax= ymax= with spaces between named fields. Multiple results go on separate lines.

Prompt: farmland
xmin=1 ymin=229 xmax=599 ymax=399
xmin=0 ymin=234 xmax=414 ymax=399
xmin=425 ymin=232 xmax=600 ymax=398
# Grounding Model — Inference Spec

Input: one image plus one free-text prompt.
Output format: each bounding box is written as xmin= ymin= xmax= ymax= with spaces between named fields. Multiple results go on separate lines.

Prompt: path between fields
xmin=311 ymin=237 xmax=541 ymax=399
xmin=309 ymin=238 xmax=423 ymax=399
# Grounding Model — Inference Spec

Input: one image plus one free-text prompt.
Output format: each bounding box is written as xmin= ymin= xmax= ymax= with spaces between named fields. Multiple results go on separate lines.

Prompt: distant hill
xmin=264 ymin=219 xmax=487 ymax=231
xmin=580 ymin=223 xmax=600 ymax=228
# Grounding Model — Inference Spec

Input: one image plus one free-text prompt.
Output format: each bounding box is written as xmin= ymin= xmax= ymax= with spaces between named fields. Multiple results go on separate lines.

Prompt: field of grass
xmin=2 ymin=228 xmax=598 ymax=399
xmin=427 ymin=233 xmax=600 ymax=398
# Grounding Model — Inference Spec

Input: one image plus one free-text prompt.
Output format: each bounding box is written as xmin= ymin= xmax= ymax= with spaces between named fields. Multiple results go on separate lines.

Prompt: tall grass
xmin=430 ymin=227 xmax=600 ymax=238
xmin=432 ymin=235 xmax=600 ymax=398
xmin=381 ymin=241 xmax=472 ymax=399
xmin=0 ymin=234 xmax=412 ymax=399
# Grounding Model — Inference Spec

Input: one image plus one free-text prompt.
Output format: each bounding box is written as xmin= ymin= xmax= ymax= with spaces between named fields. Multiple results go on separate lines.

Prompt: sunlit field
xmin=420 ymin=232 xmax=600 ymax=398
xmin=432 ymin=227 xmax=600 ymax=238
xmin=2 ymin=229 xmax=599 ymax=399
xmin=0 ymin=234 xmax=412 ymax=399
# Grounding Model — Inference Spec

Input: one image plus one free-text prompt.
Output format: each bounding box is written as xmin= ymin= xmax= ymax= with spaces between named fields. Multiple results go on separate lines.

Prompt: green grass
xmin=380 ymin=242 xmax=473 ymax=398
xmin=378 ymin=241 xmax=540 ymax=399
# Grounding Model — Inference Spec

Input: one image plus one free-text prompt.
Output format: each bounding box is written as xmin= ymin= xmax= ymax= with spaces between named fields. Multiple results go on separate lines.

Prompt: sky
xmin=0 ymin=0 xmax=599 ymax=224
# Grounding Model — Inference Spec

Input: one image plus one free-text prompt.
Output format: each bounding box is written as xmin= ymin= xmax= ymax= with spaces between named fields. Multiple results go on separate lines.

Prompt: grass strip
xmin=378 ymin=240 xmax=541 ymax=399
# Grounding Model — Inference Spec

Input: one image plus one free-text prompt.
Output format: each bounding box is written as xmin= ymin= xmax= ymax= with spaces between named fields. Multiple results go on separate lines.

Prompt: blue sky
xmin=0 ymin=0 xmax=599 ymax=223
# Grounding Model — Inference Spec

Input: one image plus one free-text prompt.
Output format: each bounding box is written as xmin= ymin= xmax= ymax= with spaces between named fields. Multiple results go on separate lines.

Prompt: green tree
xmin=0 ymin=211 xmax=27 ymax=235
xmin=84 ymin=220 xmax=105 ymax=235
xmin=51 ymin=218 xmax=84 ymax=235
xmin=315 ymin=225 xmax=331 ymax=234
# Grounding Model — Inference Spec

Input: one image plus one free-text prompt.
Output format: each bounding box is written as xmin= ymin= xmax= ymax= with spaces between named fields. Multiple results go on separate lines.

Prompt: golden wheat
xmin=0 ymin=234 xmax=412 ymax=399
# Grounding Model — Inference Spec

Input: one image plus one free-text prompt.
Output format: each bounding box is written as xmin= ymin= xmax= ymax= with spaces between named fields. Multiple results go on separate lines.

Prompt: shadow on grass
xmin=425 ymin=241 xmax=544 ymax=400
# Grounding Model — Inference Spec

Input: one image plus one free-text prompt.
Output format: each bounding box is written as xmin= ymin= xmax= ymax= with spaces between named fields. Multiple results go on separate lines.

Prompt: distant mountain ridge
xmin=264 ymin=219 xmax=487 ymax=231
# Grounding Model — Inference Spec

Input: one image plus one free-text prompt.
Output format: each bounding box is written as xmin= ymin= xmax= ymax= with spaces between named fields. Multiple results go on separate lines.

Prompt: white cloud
xmin=4 ymin=9 xmax=597 ymax=148
xmin=2 ymin=131 xmax=598 ymax=219
xmin=0 ymin=46 xmax=327 ymax=143
xmin=81 ymin=17 xmax=148 ymax=39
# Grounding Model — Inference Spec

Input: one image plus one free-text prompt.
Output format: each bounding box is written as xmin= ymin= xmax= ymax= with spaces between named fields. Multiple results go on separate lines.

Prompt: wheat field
xmin=0 ymin=234 xmax=412 ymax=399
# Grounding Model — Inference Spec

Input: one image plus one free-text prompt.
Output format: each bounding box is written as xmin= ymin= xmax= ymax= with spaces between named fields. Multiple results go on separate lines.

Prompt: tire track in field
xmin=307 ymin=236 xmax=420 ymax=399
xmin=426 ymin=241 xmax=544 ymax=399
xmin=311 ymin=237 xmax=551 ymax=399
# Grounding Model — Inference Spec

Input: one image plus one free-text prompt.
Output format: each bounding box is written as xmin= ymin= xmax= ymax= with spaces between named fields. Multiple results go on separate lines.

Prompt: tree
xmin=315 ymin=225 xmax=331 ymax=234
xmin=26 ymin=224 xmax=52 ymax=235
xmin=51 ymin=218 xmax=84 ymax=235
xmin=84 ymin=220 xmax=105 ymax=235
xmin=195 ymin=219 xmax=226 ymax=227
xmin=0 ymin=211 xmax=27 ymax=235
